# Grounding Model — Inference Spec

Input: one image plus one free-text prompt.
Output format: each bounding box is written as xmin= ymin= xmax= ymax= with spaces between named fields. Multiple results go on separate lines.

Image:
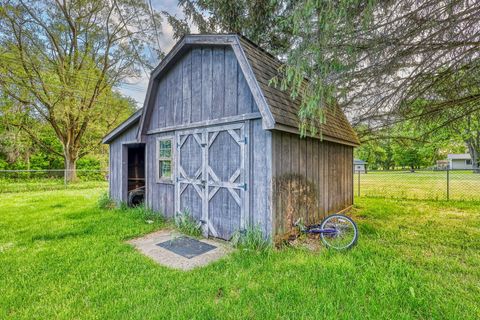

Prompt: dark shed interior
xmin=127 ymin=144 xmax=145 ymax=192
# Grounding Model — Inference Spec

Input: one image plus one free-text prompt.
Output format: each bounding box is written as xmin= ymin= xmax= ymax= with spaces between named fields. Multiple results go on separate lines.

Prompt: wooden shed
xmin=103 ymin=34 xmax=360 ymax=241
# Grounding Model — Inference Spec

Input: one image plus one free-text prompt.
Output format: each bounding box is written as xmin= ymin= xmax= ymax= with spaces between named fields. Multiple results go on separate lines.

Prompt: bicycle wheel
xmin=320 ymin=214 xmax=358 ymax=250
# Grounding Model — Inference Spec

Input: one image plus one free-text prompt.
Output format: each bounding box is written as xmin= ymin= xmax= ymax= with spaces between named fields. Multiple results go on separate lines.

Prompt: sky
xmin=117 ymin=0 xmax=183 ymax=106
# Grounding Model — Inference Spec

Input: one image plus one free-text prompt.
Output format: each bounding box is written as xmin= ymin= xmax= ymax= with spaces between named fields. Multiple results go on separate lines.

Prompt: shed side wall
xmin=271 ymin=131 xmax=354 ymax=239
xmin=145 ymin=132 xmax=175 ymax=217
xmin=109 ymin=124 xmax=139 ymax=203
xmin=146 ymin=46 xmax=258 ymax=132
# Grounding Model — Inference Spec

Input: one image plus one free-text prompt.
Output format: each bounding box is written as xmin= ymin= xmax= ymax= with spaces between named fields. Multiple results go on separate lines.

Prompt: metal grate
xmin=156 ymin=237 xmax=216 ymax=259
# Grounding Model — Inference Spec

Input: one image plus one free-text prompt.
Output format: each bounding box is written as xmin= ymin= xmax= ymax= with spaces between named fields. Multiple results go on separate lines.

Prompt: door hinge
xmin=238 ymin=137 xmax=248 ymax=144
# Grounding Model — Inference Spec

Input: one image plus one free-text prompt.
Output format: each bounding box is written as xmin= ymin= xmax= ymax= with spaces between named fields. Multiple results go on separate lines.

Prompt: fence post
xmin=357 ymin=170 xmax=361 ymax=197
xmin=446 ymin=168 xmax=450 ymax=201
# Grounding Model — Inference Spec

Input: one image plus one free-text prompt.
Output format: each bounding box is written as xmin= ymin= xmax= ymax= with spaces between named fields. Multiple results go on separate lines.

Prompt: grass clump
xmin=97 ymin=191 xmax=116 ymax=210
xmin=231 ymin=226 xmax=271 ymax=251
xmin=174 ymin=209 xmax=202 ymax=237
xmin=124 ymin=204 xmax=164 ymax=224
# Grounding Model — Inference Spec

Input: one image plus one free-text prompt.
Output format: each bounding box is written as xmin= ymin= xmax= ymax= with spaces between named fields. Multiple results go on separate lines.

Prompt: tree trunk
xmin=64 ymin=151 xmax=78 ymax=183
xmin=471 ymin=148 xmax=479 ymax=174
xmin=466 ymin=142 xmax=480 ymax=174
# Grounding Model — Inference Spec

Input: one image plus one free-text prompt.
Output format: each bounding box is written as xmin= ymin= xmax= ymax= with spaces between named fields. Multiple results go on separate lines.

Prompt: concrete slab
xmin=127 ymin=229 xmax=233 ymax=270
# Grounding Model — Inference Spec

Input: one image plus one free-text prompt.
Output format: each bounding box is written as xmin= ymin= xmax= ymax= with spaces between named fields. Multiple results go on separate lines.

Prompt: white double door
xmin=175 ymin=122 xmax=248 ymax=240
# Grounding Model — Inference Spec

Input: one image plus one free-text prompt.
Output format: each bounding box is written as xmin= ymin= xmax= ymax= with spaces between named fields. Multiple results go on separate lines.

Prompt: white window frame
xmin=466 ymin=159 xmax=472 ymax=165
xmin=156 ymin=136 xmax=174 ymax=183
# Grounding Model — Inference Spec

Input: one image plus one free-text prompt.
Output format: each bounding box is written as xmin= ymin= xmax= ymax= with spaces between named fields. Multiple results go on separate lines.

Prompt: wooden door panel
xmin=175 ymin=123 xmax=248 ymax=240
xmin=179 ymin=183 xmax=203 ymax=221
xmin=206 ymin=124 xmax=246 ymax=239
xmin=176 ymin=131 xmax=206 ymax=231
xmin=208 ymin=187 xmax=241 ymax=239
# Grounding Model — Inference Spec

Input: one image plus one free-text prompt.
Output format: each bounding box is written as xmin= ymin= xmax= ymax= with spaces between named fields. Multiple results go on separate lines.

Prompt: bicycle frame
xmin=304 ymin=227 xmax=337 ymax=235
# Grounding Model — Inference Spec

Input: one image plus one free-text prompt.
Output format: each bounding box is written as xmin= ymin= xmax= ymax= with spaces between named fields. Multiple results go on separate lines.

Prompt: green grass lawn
xmin=1 ymin=187 xmax=479 ymax=319
xmin=0 ymin=179 xmax=108 ymax=193
xmin=354 ymin=170 xmax=480 ymax=201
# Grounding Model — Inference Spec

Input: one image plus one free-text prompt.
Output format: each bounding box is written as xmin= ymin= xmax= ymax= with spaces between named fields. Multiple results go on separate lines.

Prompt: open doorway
xmin=127 ymin=144 xmax=145 ymax=206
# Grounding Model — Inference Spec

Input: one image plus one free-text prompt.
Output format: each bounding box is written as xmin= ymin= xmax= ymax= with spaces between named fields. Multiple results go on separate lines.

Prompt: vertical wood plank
xmin=157 ymin=79 xmax=167 ymax=128
xmin=323 ymin=142 xmax=329 ymax=214
xmin=279 ymin=132 xmax=291 ymax=234
xmin=212 ymin=47 xmax=225 ymax=117
xmin=191 ymin=48 xmax=202 ymax=123
xmin=270 ymin=131 xmax=281 ymax=237
xmin=173 ymin=63 xmax=183 ymax=125
xmin=165 ymin=66 xmax=175 ymax=127
xmin=250 ymin=119 xmax=270 ymax=236
xmin=201 ymin=47 xmax=213 ymax=120
xmin=182 ymin=50 xmax=192 ymax=124
xmin=308 ymin=138 xmax=318 ymax=222
xmin=237 ymin=64 xmax=253 ymax=114
xmin=224 ymin=48 xmax=238 ymax=117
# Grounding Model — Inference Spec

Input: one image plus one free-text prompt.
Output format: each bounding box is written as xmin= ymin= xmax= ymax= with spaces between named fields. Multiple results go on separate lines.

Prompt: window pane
xmin=159 ymin=160 xmax=172 ymax=179
xmin=159 ymin=140 xmax=172 ymax=158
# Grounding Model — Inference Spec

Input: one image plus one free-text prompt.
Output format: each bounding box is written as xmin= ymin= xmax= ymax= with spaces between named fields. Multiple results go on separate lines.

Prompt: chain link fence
xmin=0 ymin=169 xmax=108 ymax=193
xmin=354 ymin=169 xmax=480 ymax=201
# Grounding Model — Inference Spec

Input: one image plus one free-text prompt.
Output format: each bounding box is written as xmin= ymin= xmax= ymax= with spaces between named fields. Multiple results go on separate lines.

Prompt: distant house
xmin=447 ymin=154 xmax=472 ymax=170
xmin=435 ymin=160 xmax=449 ymax=170
xmin=354 ymin=159 xmax=367 ymax=173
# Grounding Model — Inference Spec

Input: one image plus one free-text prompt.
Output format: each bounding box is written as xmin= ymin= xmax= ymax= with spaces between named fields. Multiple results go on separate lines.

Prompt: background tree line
xmin=1 ymin=0 xmax=479 ymax=181
xmin=0 ymin=0 xmax=162 ymax=180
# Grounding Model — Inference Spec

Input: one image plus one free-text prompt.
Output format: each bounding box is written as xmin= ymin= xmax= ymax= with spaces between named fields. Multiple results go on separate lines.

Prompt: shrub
xmin=231 ymin=226 xmax=271 ymax=251
xmin=97 ymin=192 xmax=116 ymax=210
xmin=174 ymin=209 xmax=202 ymax=237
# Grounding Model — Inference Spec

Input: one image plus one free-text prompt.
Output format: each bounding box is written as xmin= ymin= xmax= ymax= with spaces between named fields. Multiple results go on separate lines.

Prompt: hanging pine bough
xmin=275 ymin=0 xmax=376 ymax=137
xmin=279 ymin=0 xmax=480 ymax=137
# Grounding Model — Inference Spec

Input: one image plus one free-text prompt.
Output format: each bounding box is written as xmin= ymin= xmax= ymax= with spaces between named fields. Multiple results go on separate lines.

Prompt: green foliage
xmin=166 ymin=0 xmax=291 ymax=54
xmin=355 ymin=121 xmax=453 ymax=170
xmin=97 ymin=192 xmax=116 ymax=210
xmin=231 ymin=226 xmax=272 ymax=251
xmin=174 ymin=209 xmax=202 ymax=237
xmin=0 ymin=1 xmax=161 ymax=181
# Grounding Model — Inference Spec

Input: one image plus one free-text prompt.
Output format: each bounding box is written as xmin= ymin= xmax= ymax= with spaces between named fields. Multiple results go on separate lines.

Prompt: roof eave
xmin=102 ymin=109 xmax=142 ymax=144
xmin=272 ymin=123 xmax=360 ymax=147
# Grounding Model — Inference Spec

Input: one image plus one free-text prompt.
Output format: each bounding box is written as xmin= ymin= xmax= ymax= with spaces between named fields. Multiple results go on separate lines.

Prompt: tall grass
xmin=231 ymin=226 xmax=272 ymax=251
xmin=174 ymin=209 xmax=202 ymax=237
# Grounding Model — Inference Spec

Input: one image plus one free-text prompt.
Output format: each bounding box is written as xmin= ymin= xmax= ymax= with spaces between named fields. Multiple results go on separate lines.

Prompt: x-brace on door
xmin=175 ymin=122 xmax=248 ymax=239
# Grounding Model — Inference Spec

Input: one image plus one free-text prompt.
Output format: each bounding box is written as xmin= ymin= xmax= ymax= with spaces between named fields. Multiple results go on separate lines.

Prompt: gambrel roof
xmin=109 ymin=34 xmax=359 ymax=146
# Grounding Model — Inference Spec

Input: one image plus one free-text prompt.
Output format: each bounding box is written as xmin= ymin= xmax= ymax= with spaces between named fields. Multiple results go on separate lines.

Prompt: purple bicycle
xmin=294 ymin=214 xmax=358 ymax=250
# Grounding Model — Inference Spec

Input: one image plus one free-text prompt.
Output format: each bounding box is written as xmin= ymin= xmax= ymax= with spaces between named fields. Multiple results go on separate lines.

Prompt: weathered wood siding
xmin=145 ymin=132 xmax=175 ymax=217
xmin=145 ymin=121 xmax=273 ymax=239
xmin=249 ymin=119 xmax=273 ymax=237
xmin=109 ymin=124 xmax=139 ymax=202
xmin=271 ymin=131 xmax=354 ymax=239
xmin=146 ymin=46 xmax=258 ymax=132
